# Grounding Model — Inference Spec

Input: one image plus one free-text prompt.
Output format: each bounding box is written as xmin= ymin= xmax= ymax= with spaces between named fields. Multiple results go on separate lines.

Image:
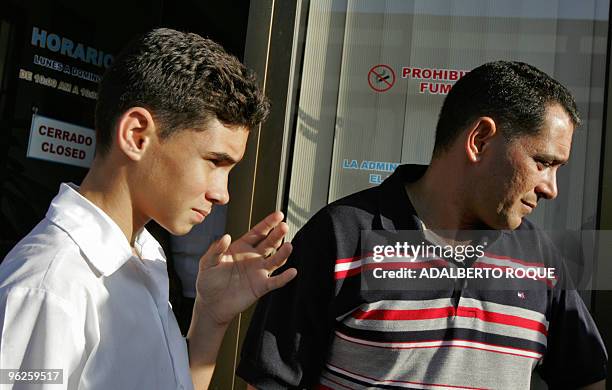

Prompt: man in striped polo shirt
xmin=238 ymin=61 xmax=607 ymax=389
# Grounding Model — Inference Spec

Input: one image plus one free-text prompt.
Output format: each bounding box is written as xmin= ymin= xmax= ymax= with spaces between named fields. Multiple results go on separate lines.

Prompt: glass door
xmin=286 ymin=0 xmax=610 ymax=239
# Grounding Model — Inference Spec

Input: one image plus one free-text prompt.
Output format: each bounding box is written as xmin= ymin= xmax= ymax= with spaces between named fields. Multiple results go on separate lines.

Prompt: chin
xmin=165 ymin=222 xmax=196 ymax=236
xmin=505 ymin=216 xmax=523 ymax=230
xmin=488 ymin=214 xmax=521 ymax=230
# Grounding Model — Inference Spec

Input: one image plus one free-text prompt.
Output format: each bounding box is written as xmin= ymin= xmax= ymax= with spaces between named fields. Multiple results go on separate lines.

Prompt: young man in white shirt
xmin=0 ymin=28 xmax=295 ymax=390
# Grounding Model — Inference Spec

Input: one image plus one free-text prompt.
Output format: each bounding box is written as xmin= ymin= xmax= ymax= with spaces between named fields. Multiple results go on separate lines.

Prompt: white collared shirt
xmin=0 ymin=184 xmax=194 ymax=390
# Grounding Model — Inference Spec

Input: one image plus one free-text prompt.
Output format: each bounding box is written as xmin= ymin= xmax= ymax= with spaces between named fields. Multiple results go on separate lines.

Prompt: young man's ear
xmin=115 ymin=107 xmax=157 ymax=161
xmin=465 ymin=116 xmax=498 ymax=163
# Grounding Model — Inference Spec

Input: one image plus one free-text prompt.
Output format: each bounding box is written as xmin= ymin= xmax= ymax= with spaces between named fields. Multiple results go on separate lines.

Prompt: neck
xmin=78 ymin=156 xmax=147 ymax=245
xmin=406 ymin=158 xmax=482 ymax=232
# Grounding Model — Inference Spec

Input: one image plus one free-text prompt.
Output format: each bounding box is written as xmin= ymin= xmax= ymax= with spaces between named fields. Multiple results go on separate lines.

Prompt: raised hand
xmin=194 ymin=211 xmax=296 ymax=325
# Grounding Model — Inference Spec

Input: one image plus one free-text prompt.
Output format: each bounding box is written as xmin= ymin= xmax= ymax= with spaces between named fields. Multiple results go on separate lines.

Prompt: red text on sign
xmin=402 ymin=67 xmax=468 ymax=81
xmin=420 ymin=82 xmax=453 ymax=94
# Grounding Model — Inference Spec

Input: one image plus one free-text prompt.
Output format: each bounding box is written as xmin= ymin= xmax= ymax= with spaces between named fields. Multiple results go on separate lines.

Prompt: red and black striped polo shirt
xmin=238 ymin=164 xmax=607 ymax=389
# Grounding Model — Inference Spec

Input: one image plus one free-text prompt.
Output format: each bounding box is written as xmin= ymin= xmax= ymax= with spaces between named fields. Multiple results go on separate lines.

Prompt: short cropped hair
xmin=433 ymin=61 xmax=580 ymax=157
xmin=95 ymin=28 xmax=269 ymax=155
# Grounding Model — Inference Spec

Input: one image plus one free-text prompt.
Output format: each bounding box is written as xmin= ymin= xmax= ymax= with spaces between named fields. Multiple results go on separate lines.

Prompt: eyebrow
xmin=538 ymin=153 xmax=569 ymax=165
xmin=207 ymin=152 xmax=239 ymax=165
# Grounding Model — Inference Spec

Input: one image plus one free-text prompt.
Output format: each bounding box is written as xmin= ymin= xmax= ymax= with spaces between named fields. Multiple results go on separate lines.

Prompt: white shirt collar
xmin=45 ymin=183 xmax=163 ymax=276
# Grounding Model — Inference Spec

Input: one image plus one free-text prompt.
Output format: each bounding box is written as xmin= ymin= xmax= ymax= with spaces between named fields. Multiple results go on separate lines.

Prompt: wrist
xmin=192 ymin=297 xmax=232 ymax=329
xmin=186 ymin=299 xmax=231 ymax=379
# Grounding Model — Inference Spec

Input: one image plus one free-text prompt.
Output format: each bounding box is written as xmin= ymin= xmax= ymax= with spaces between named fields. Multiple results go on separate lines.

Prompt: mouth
xmin=192 ymin=208 xmax=210 ymax=222
xmin=521 ymin=200 xmax=536 ymax=211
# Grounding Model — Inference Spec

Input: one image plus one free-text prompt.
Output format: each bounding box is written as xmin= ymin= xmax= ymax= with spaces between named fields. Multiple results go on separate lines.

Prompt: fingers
xmin=200 ymin=234 xmax=231 ymax=269
xmin=240 ymin=211 xmax=284 ymax=246
xmin=264 ymin=267 xmax=297 ymax=293
xmin=255 ymin=221 xmax=288 ymax=256
xmin=263 ymin=242 xmax=292 ymax=273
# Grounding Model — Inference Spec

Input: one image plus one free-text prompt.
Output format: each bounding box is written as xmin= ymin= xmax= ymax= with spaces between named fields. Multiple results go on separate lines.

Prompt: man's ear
xmin=115 ymin=107 xmax=157 ymax=161
xmin=465 ymin=116 xmax=497 ymax=163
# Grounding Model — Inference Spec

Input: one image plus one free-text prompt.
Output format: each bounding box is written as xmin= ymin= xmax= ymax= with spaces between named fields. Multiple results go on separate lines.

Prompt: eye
xmin=535 ymin=158 xmax=552 ymax=170
xmin=207 ymin=158 xmax=221 ymax=167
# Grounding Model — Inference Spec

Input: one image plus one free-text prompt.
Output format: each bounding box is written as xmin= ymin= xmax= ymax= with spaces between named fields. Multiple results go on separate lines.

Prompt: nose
xmin=206 ymin=174 xmax=230 ymax=205
xmin=535 ymin=169 xmax=558 ymax=200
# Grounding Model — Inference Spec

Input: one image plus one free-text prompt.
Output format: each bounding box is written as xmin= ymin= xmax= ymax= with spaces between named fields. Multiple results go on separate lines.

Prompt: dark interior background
xmin=0 ymin=0 xmax=251 ymax=258
xmin=0 ymin=0 xmax=252 ymax=333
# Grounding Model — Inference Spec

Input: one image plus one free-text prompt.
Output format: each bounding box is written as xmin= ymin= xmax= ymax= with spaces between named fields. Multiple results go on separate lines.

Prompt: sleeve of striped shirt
xmin=237 ymin=210 xmax=337 ymax=389
xmin=536 ymin=261 xmax=608 ymax=388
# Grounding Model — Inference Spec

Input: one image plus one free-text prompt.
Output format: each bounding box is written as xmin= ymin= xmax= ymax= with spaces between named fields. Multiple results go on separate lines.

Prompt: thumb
xmin=200 ymin=234 xmax=232 ymax=269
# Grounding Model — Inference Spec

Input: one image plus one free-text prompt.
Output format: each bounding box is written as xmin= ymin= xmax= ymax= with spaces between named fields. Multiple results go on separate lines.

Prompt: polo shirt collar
xmin=45 ymin=183 xmax=160 ymax=276
xmin=377 ymin=164 xmax=428 ymax=232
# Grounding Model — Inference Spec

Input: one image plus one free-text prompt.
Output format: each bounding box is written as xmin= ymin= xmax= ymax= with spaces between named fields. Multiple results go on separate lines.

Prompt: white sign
xmin=27 ymin=113 xmax=96 ymax=168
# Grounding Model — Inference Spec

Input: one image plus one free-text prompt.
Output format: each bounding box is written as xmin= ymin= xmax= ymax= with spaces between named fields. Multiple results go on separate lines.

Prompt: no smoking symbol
xmin=368 ymin=64 xmax=395 ymax=93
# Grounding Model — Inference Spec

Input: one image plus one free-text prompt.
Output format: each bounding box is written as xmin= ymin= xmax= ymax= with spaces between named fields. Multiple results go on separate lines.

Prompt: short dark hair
xmin=433 ymin=61 xmax=580 ymax=157
xmin=95 ymin=28 xmax=269 ymax=155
